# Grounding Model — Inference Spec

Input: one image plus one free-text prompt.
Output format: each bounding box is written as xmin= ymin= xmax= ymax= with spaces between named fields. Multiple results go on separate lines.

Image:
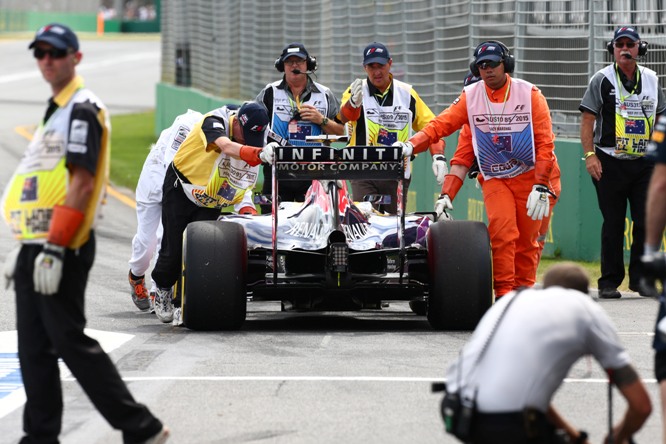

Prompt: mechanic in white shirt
xmin=444 ymin=263 xmax=651 ymax=443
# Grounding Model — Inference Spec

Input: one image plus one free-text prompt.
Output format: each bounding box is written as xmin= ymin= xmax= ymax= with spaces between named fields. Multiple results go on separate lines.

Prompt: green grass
xmin=111 ymin=110 xmax=623 ymax=289
xmin=537 ymin=257 xmax=634 ymax=291
xmin=110 ymin=110 xmax=155 ymax=190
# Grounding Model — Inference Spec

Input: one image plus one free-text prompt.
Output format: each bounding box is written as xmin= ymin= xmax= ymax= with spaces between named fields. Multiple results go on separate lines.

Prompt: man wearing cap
xmin=151 ymin=102 xmax=271 ymax=323
xmin=256 ymin=42 xmax=345 ymax=213
xmin=580 ymin=25 xmax=666 ymax=299
xmin=443 ymin=263 xmax=651 ymax=443
xmin=394 ymin=40 xmax=557 ymax=299
xmin=442 ymin=71 xmax=562 ymax=263
xmin=127 ymin=108 xmax=204 ymax=312
xmin=1 ymin=23 xmax=169 ymax=443
xmin=339 ymin=41 xmax=446 ymax=215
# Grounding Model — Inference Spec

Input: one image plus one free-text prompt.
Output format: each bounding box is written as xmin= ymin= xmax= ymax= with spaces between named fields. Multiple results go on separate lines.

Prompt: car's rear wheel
xmin=426 ymin=220 xmax=493 ymax=330
xmin=182 ymin=221 xmax=247 ymax=330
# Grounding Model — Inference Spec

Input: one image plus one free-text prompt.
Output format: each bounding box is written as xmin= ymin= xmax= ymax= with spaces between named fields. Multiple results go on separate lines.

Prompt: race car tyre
xmin=182 ymin=221 xmax=247 ymax=330
xmin=409 ymin=300 xmax=427 ymax=316
xmin=426 ymin=220 xmax=492 ymax=330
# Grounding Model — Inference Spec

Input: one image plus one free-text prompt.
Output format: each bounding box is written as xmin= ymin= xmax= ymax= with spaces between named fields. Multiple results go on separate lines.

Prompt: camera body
xmin=441 ymin=390 xmax=475 ymax=441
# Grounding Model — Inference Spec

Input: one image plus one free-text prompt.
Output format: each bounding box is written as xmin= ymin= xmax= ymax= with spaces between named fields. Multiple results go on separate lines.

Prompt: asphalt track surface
xmin=0 ymin=35 xmax=663 ymax=443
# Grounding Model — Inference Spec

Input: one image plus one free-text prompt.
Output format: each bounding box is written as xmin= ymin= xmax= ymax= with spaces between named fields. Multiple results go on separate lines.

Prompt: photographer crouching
xmin=437 ymin=263 xmax=651 ymax=443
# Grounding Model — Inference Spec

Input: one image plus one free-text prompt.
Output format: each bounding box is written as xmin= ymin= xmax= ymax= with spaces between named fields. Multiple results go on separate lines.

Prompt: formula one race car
xmin=179 ymin=137 xmax=493 ymax=331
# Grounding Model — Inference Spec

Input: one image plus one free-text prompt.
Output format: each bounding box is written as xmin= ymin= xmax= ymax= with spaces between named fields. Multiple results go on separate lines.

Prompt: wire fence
xmin=8 ymin=0 xmax=665 ymax=138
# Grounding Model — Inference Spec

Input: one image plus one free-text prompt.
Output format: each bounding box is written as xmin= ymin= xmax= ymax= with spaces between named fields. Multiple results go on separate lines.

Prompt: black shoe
xmin=629 ymin=279 xmax=659 ymax=298
xmin=598 ymin=288 xmax=622 ymax=299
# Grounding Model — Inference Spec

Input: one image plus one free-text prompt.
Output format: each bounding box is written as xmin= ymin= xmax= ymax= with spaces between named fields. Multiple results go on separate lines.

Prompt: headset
xmin=606 ymin=39 xmax=648 ymax=57
xmin=469 ymin=40 xmax=515 ymax=77
xmin=274 ymin=43 xmax=317 ymax=73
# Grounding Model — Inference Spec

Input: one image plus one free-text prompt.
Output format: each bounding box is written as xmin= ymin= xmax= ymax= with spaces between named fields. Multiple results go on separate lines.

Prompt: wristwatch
xmin=321 ymin=116 xmax=329 ymax=127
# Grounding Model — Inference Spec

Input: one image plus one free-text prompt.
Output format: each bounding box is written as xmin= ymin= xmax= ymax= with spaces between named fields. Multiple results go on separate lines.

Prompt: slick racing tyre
xmin=426 ymin=220 xmax=492 ymax=330
xmin=182 ymin=221 xmax=247 ymax=330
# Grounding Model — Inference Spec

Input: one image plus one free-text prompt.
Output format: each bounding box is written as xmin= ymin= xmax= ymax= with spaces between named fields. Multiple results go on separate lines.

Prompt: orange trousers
xmin=481 ymin=170 xmax=558 ymax=297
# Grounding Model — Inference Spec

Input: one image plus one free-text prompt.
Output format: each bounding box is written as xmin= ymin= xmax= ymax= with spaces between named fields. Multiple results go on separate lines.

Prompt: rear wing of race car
xmin=273 ymin=145 xmax=405 ymax=181
xmin=268 ymin=144 xmax=409 ymax=282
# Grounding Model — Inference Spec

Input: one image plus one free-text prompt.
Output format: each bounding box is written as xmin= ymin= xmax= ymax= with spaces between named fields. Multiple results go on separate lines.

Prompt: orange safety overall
xmin=411 ymin=76 xmax=556 ymax=297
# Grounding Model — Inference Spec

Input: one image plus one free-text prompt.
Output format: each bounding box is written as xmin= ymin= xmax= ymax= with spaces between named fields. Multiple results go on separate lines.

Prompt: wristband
xmin=441 ymin=174 xmax=464 ymax=201
xmin=341 ymin=101 xmax=362 ymax=122
xmin=582 ymin=151 xmax=596 ymax=160
xmin=47 ymin=205 xmax=85 ymax=247
xmin=239 ymin=145 xmax=262 ymax=166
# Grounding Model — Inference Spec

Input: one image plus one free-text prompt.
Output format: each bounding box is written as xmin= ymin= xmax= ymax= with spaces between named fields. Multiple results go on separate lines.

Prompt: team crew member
xmin=1 ymin=23 xmax=169 ymax=443
xmin=580 ymin=25 xmax=666 ymax=299
xmin=128 ymin=109 xmax=203 ymax=311
xmin=642 ymin=114 xmax=666 ymax=443
xmin=339 ymin=41 xmax=446 ymax=215
xmin=441 ymin=71 xmax=561 ymax=262
xmin=256 ymin=42 xmax=345 ymax=212
xmin=444 ymin=263 xmax=651 ymax=443
xmin=397 ymin=41 xmax=557 ymax=298
xmin=151 ymin=102 xmax=271 ymax=323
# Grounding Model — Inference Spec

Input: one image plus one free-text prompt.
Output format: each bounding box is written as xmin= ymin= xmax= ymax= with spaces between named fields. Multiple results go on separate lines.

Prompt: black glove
xmin=467 ymin=158 xmax=480 ymax=179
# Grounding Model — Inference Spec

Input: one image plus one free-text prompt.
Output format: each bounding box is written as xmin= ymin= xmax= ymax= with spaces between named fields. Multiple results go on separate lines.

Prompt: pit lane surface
xmin=0 ymin=36 xmax=662 ymax=443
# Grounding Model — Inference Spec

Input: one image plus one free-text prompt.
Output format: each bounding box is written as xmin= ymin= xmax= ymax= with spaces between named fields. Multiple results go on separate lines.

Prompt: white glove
xmin=392 ymin=141 xmax=413 ymax=158
xmin=260 ymin=142 xmax=278 ymax=164
xmin=526 ymin=185 xmax=550 ymax=221
xmin=431 ymin=155 xmax=448 ymax=184
xmin=434 ymin=195 xmax=453 ymax=221
xmin=349 ymin=78 xmax=363 ymax=108
xmin=33 ymin=243 xmax=65 ymax=295
xmin=4 ymin=246 xmax=20 ymax=290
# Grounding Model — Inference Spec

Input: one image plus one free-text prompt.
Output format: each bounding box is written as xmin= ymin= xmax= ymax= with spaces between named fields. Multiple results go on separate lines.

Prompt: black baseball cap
xmin=363 ymin=42 xmax=390 ymax=65
xmin=474 ymin=42 xmax=504 ymax=63
xmin=29 ymin=23 xmax=79 ymax=51
xmin=613 ymin=26 xmax=640 ymax=42
xmin=278 ymin=43 xmax=309 ymax=63
xmin=237 ymin=102 xmax=269 ymax=148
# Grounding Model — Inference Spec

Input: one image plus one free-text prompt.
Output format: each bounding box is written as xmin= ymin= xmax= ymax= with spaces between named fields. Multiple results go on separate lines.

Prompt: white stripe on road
xmin=0 ymin=53 xmax=159 ymax=85
xmin=56 ymin=375 xmax=658 ymax=384
xmin=0 ymin=329 xmax=134 ymax=419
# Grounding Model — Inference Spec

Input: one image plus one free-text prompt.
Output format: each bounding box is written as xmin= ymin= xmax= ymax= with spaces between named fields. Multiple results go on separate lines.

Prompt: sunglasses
xmin=614 ymin=41 xmax=636 ymax=49
xmin=33 ymin=47 xmax=70 ymax=60
xmin=476 ymin=60 xmax=502 ymax=70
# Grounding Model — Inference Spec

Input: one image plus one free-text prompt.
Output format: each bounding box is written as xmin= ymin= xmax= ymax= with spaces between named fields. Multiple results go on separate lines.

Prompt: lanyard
xmin=288 ymin=96 xmax=301 ymax=117
xmin=615 ymin=64 xmax=640 ymax=104
xmin=482 ymin=80 xmax=511 ymax=139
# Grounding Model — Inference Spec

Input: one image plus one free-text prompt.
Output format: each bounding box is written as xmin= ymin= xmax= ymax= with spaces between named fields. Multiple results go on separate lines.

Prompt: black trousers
xmin=260 ymin=164 xmax=310 ymax=214
xmin=15 ymin=234 xmax=162 ymax=443
xmin=471 ymin=411 xmax=558 ymax=444
xmin=592 ymin=150 xmax=654 ymax=289
xmin=152 ymin=165 xmax=221 ymax=290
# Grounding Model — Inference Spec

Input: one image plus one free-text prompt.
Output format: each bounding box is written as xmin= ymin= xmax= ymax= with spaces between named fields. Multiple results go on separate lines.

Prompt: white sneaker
xmin=154 ymin=287 xmax=174 ymax=323
xmin=172 ymin=307 xmax=182 ymax=326
xmin=142 ymin=425 xmax=170 ymax=444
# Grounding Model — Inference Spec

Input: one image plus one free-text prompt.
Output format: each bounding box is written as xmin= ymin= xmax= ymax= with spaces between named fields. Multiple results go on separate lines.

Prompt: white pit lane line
xmin=0 ymin=330 xmax=658 ymax=419
xmin=0 ymin=330 xmax=133 ymax=419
